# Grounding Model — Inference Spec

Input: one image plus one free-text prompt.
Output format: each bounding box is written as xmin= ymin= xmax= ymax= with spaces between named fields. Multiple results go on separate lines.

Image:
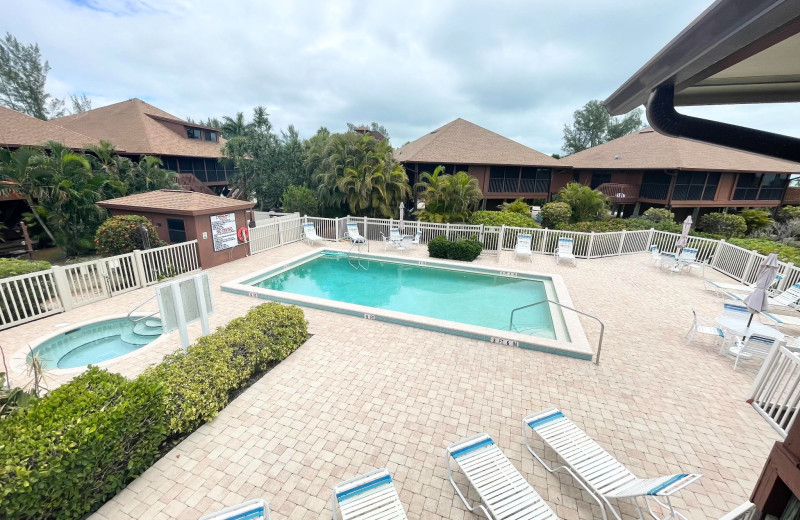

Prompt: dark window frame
xmin=166 ymin=218 xmax=187 ymax=243
xmin=186 ymin=127 xmax=202 ymax=140
xmin=734 ymin=173 xmax=788 ymax=201
xmin=672 ymin=171 xmax=719 ymax=201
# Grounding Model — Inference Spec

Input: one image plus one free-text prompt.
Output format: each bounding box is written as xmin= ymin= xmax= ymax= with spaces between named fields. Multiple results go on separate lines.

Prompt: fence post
xmin=334 ymin=217 xmax=340 ymax=240
xmin=588 ymin=232 xmax=595 ymax=258
xmin=277 ymin=220 xmax=284 ymax=245
xmin=617 ymin=230 xmax=626 ymax=256
xmin=498 ymin=225 xmax=506 ymax=253
xmin=364 ymin=216 xmax=369 ymax=240
xmin=132 ymin=250 xmax=148 ymax=288
xmin=779 ymin=263 xmax=793 ymax=291
xmin=446 ymin=222 xmax=451 ymax=240
xmin=541 ymin=228 xmax=549 ymax=253
xmin=646 ymin=228 xmax=655 ymax=249
xmin=51 ymin=266 xmax=75 ymax=312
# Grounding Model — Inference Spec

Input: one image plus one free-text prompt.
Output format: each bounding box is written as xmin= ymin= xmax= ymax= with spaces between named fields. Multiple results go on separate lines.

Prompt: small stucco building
xmin=97 ymin=190 xmax=254 ymax=269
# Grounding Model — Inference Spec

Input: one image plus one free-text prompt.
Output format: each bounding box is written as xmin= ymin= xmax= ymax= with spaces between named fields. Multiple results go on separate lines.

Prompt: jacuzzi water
xmin=249 ymin=254 xmax=560 ymax=339
xmin=28 ymin=317 xmax=163 ymax=369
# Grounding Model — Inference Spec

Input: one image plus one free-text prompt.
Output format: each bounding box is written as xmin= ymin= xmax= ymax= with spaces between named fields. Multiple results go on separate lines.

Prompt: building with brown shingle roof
xmin=395 ymin=118 xmax=567 ymax=209
xmin=560 ymin=128 xmax=800 ymax=219
xmin=0 ymin=105 xmax=100 ymax=150
xmin=53 ymin=99 xmax=235 ymax=192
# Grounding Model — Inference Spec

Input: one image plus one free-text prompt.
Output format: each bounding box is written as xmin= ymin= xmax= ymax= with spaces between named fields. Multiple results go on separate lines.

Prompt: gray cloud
xmin=7 ymin=0 xmax=799 ymax=156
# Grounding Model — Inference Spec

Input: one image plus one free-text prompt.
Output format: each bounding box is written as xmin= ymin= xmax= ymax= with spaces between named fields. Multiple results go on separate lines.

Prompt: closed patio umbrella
xmin=675 ymin=215 xmax=692 ymax=252
xmin=398 ymin=201 xmax=405 ymax=233
xmin=744 ymin=253 xmax=780 ymax=327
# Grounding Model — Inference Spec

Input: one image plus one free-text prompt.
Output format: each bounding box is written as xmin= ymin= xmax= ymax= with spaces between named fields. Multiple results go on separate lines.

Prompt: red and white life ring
xmin=237 ymin=227 xmax=249 ymax=242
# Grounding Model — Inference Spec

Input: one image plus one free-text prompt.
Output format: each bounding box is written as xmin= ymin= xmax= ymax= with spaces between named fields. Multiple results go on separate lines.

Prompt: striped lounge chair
xmin=446 ymin=433 xmax=558 ymax=520
xmin=199 ymin=499 xmax=269 ymax=520
xmin=523 ymin=409 xmax=701 ymax=520
xmin=332 ymin=469 xmax=407 ymax=520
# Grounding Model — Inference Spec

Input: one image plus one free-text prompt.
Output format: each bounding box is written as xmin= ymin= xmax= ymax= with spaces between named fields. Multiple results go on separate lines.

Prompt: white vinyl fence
xmin=0 ymin=241 xmax=201 ymax=330
xmin=749 ymin=343 xmax=800 ymax=438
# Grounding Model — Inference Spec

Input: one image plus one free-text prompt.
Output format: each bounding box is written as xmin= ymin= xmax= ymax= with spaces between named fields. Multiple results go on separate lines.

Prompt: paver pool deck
xmin=0 ymin=242 xmax=784 ymax=520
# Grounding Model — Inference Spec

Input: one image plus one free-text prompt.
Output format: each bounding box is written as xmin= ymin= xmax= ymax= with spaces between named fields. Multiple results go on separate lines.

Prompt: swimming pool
xmin=222 ymin=250 xmax=592 ymax=360
xmin=28 ymin=317 xmax=163 ymax=369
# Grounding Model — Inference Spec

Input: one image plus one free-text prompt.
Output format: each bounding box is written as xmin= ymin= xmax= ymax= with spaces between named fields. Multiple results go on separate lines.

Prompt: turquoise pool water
xmin=251 ymin=255 xmax=558 ymax=339
xmin=28 ymin=317 xmax=163 ymax=369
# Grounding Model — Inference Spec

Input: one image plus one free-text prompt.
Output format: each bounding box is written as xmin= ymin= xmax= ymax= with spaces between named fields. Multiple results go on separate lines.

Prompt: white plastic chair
xmin=523 ymin=409 xmax=701 ymax=520
xmin=729 ymin=334 xmax=777 ymax=370
xmin=302 ymin=223 xmax=324 ymax=246
xmin=554 ymin=237 xmax=576 ymax=266
xmin=200 ymin=499 xmax=269 ymax=520
xmin=346 ymin=223 xmax=367 ymax=244
xmin=650 ymin=245 xmax=660 ymax=266
xmin=332 ymin=469 xmax=407 ymax=520
xmin=686 ymin=307 xmax=724 ymax=346
xmin=446 ymin=433 xmax=558 ymax=520
xmin=515 ymin=233 xmax=533 ymax=262
xmin=411 ymin=230 xmax=422 ymax=246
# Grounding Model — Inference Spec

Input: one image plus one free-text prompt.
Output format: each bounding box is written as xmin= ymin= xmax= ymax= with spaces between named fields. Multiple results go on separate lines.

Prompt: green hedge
xmin=556 ymin=218 xmax=681 ymax=233
xmin=0 ymin=367 xmax=167 ymax=520
xmin=95 ymin=215 xmax=165 ymax=256
xmin=468 ymin=210 xmax=538 ymax=228
xmin=540 ymin=202 xmax=571 ymax=228
xmin=428 ymin=235 xmax=483 ymax=261
xmin=145 ymin=302 xmax=309 ymax=436
xmin=729 ymin=238 xmax=800 ymax=265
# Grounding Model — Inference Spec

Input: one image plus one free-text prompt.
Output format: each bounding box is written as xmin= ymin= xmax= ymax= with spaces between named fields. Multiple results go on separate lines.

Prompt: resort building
xmin=394 ymin=118 xmax=566 ymax=209
xmin=53 ymin=99 xmax=235 ymax=193
xmin=560 ymin=127 xmax=800 ymax=220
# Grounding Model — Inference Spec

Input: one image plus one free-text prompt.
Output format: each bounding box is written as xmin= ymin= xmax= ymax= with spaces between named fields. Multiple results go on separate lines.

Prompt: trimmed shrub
xmin=739 ymin=209 xmax=774 ymax=235
xmin=642 ymin=207 xmax=674 ymax=223
xmin=468 ymin=210 xmax=539 ymax=228
xmin=0 ymin=259 xmax=53 ymax=325
xmin=95 ymin=215 xmax=165 ymax=256
xmin=0 ymin=367 xmax=167 ymax=520
xmin=282 ymin=185 xmax=318 ymax=216
xmin=540 ymin=202 xmax=572 ymax=229
xmin=499 ymin=198 xmax=530 ymax=215
xmin=729 ymin=238 xmax=800 ymax=265
xmin=427 ymin=235 xmax=482 ymax=261
xmin=698 ymin=212 xmax=747 ymax=238
xmin=145 ymin=302 xmax=308 ymax=436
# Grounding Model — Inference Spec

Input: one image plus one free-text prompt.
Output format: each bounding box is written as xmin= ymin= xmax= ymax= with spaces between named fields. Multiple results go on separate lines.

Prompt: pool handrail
xmin=127 ymin=294 xmax=160 ymax=323
xmin=509 ymin=299 xmax=604 ymax=365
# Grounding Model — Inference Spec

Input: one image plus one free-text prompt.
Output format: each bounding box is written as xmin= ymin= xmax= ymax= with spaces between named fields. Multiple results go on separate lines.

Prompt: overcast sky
xmin=6 ymin=0 xmax=800 ymax=155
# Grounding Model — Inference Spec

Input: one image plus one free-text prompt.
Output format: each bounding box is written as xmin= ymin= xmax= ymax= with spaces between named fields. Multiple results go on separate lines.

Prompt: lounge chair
xmin=381 ymin=228 xmax=402 ymax=250
xmin=332 ymin=469 xmax=407 ymax=520
xmin=411 ymin=230 xmax=422 ymax=246
xmin=446 ymin=433 xmax=558 ymax=520
xmin=554 ymin=237 xmax=576 ymax=266
xmin=686 ymin=307 xmax=724 ymax=346
xmin=523 ymin=409 xmax=701 ymax=520
xmin=302 ymin=223 xmax=324 ymax=246
xmin=200 ymin=499 xmax=269 ymax=520
xmin=729 ymin=334 xmax=778 ymax=370
xmin=650 ymin=245 xmax=660 ymax=266
xmin=347 ymin=223 xmax=368 ymax=245
xmin=768 ymin=283 xmax=800 ymax=311
xmin=515 ymin=233 xmax=533 ymax=262
xmin=706 ymin=274 xmax=782 ymax=299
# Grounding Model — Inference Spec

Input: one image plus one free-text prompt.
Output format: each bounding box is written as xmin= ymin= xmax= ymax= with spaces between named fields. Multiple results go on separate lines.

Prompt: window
xmin=204 ymin=130 xmax=218 ymax=142
xmin=672 ymin=171 xmax=719 ymax=201
xmin=489 ymin=166 xmax=520 ymax=192
xmin=590 ymin=172 xmax=612 ymax=189
xmin=639 ymin=172 xmax=671 ymax=200
xmin=186 ymin=128 xmax=201 ymax=139
xmin=177 ymin=157 xmax=194 ymax=173
xmin=520 ymin=167 xmax=551 ymax=192
xmin=166 ymin=219 xmax=186 ymax=243
xmin=734 ymin=173 xmax=788 ymax=200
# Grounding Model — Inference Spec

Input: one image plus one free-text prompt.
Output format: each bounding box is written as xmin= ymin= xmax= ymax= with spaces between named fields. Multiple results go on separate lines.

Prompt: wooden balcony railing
xmin=595 ymin=183 xmax=638 ymax=203
xmin=784 ymin=186 xmax=800 ymax=204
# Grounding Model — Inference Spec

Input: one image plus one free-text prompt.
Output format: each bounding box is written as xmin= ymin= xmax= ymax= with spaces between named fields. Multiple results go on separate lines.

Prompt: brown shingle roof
xmin=0 ymin=105 xmax=100 ymax=149
xmin=97 ymin=189 xmax=254 ymax=216
xmin=54 ymin=99 xmax=225 ymax=158
xmin=394 ymin=118 xmax=562 ymax=167
xmin=560 ymin=128 xmax=800 ymax=173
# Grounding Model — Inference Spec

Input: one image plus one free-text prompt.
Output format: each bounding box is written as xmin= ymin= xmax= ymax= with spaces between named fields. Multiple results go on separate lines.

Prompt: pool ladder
xmin=127 ymin=294 xmax=160 ymax=323
xmin=347 ymin=239 xmax=369 ymax=270
xmin=508 ymin=299 xmax=605 ymax=365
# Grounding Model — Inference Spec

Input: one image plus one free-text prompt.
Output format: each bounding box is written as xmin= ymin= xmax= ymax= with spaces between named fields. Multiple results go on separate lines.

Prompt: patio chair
xmin=515 ymin=233 xmax=533 ymax=262
xmin=768 ymin=283 xmax=800 ymax=312
xmin=332 ymin=469 xmax=407 ymax=520
xmin=722 ymin=302 xmax=752 ymax=319
xmin=380 ymin=228 xmax=402 ymax=250
xmin=302 ymin=223 xmax=324 ymax=246
xmin=554 ymin=237 xmax=576 ymax=266
xmin=650 ymin=245 xmax=660 ymax=266
xmin=706 ymin=274 xmax=783 ymax=299
xmin=729 ymin=334 xmax=778 ymax=370
xmin=347 ymin=223 xmax=368 ymax=245
xmin=523 ymin=408 xmax=701 ymax=520
xmin=762 ymin=311 xmax=800 ymax=329
xmin=411 ymin=230 xmax=422 ymax=246
xmin=446 ymin=433 xmax=558 ymax=520
xmin=200 ymin=499 xmax=269 ymax=520
xmin=686 ymin=307 xmax=724 ymax=346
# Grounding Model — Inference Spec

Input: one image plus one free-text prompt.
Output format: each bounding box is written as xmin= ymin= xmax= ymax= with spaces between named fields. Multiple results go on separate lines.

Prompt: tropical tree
xmin=562 ymin=100 xmax=643 ymax=155
xmin=0 ymin=146 xmax=59 ymax=244
xmin=221 ymin=112 xmax=250 ymax=138
xmin=557 ymin=182 xmax=609 ymax=222
xmin=415 ymin=166 xmax=482 ymax=223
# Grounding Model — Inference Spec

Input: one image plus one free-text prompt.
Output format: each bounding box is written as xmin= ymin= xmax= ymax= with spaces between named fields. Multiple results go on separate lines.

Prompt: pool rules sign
xmin=210 ymin=212 xmax=237 ymax=252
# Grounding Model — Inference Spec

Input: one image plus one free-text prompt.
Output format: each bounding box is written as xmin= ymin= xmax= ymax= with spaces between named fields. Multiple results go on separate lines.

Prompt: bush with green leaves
xmin=427 ymin=235 xmax=482 ymax=261
xmin=642 ymin=207 xmax=675 ymax=223
xmin=499 ymin=198 xmax=530 ymax=215
xmin=698 ymin=212 xmax=747 ymax=238
xmin=728 ymin=238 xmax=800 ymax=265
xmin=0 ymin=258 xmax=53 ymax=325
xmin=777 ymin=206 xmax=800 ymax=222
xmin=468 ymin=210 xmax=539 ymax=228
xmin=282 ymin=185 xmax=319 ymax=216
xmin=0 ymin=367 xmax=167 ymax=520
xmin=94 ymin=215 xmax=165 ymax=256
xmin=540 ymin=202 xmax=572 ymax=229
xmin=557 ymin=182 xmax=608 ymax=222
xmin=738 ymin=209 xmax=774 ymax=235
xmin=145 ymin=302 xmax=308 ymax=436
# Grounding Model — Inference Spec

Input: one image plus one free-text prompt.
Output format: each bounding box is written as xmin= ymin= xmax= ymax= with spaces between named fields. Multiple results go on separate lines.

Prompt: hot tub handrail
xmin=509 ymin=300 xmax=605 ymax=365
xmin=127 ymin=294 xmax=159 ymax=323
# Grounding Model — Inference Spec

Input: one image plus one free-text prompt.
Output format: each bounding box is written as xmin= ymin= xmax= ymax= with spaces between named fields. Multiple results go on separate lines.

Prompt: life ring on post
xmin=237 ymin=227 xmax=249 ymax=242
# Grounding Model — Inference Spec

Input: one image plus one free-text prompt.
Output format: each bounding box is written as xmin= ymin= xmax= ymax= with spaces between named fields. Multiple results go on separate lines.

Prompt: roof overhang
xmin=604 ymin=0 xmax=800 ymax=163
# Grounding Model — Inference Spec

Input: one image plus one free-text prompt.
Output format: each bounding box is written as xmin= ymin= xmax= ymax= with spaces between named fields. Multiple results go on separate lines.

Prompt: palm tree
xmin=415 ymin=167 xmax=483 ymax=223
xmin=221 ymin=112 xmax=250 ymax=138
xmin=0 ymin=146 xmax=59 ymax=245
xmin=558 ymin=182 xmax=609 ymax=222
xmin=126 ymin=156 xmax=177 ymax=192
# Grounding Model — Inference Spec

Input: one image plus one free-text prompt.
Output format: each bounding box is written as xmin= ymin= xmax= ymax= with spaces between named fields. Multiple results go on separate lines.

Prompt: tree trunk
xmin=24 ymin=197 xmax=61 ymax=253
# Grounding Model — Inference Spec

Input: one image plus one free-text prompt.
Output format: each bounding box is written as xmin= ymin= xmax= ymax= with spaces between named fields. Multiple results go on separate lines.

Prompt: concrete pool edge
xmin=222 ymin=249 xmax=594 ymax=361
xmin=10 ymin=313 xmax=172 ymax=377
